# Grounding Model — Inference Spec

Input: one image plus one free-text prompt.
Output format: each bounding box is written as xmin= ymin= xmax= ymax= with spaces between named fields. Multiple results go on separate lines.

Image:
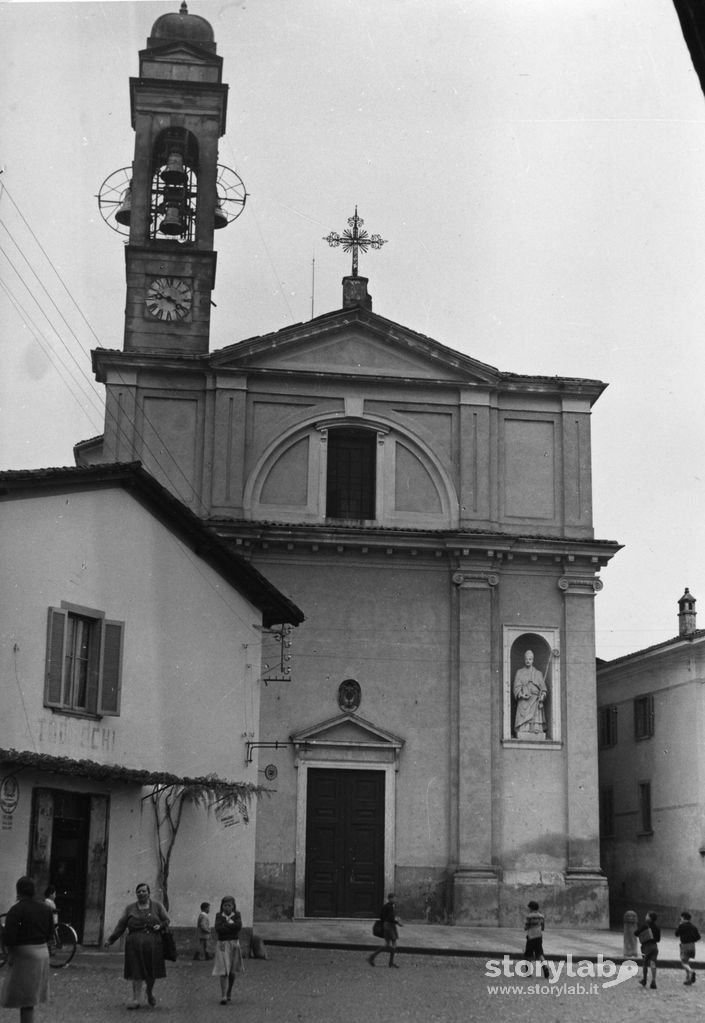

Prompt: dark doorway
xmin=29 ymin=788 xmax=109 ymax=945
xmin=49 ymin=791 xmax=91 ymax=941
xmin=305 ymin=769 xmax=384 ymax=917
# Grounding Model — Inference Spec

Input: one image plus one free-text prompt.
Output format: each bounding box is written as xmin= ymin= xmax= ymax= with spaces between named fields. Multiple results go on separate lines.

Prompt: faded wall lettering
xmin=36 ymin=716 xmax=116 ymax=754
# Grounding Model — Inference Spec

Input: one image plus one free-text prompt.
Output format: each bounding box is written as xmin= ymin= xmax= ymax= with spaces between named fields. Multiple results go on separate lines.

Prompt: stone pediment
xmin=291 ymin=713 xmax=404 ymax=755
xmin=212 ymin=311 xmax=499 ymax=386
xmin=141 ymin=42 xmax=219 ymax=65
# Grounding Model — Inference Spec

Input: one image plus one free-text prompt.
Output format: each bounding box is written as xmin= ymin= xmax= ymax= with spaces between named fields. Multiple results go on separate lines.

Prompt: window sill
xmin=45 ymin=706 xmax=103 ymax=721
xmin=502 ymin=739 xmax=563 ymax=751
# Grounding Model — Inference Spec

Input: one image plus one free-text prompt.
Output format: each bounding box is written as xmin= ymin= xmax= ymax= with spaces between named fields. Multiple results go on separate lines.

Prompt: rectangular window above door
xmin=44 ymin=604 xmax=124 ymax=717
xmin=326 ymin=428 xmax=376 ymax=520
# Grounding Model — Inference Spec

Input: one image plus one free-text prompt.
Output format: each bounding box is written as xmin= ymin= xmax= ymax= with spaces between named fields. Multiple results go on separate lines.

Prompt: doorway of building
xmin=29 ymin=787 xmax=109 ymax=944
xmin=305 ymin=768 xmax=384 ymax=917
xmin=49 ymin=791 xmax=91 ymax=941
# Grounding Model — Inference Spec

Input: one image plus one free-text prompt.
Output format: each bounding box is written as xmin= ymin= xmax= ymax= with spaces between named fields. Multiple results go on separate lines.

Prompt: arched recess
xmin=149 ymin=128 xmax=201 ymax=243
xmin=243 ymin=413 xmax=459 ymax=527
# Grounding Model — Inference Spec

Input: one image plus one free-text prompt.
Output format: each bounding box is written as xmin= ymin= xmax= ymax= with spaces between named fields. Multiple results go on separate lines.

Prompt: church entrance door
xmin=304 ymin=768 xmax=384 ymax=917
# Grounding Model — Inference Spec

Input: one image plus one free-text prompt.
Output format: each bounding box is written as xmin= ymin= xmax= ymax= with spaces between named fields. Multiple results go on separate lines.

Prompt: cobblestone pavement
xmin=25 ymin=947 xmax=705 ymax=1022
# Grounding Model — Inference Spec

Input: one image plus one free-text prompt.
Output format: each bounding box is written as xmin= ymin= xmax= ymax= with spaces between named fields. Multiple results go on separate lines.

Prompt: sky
xmin=2 ymin=0 xmax=705 ymax=661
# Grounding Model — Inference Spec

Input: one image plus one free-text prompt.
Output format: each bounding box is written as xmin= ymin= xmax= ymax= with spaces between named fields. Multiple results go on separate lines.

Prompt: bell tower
xmin=126 ymin=2 xmax=223 ymax=353
xmin=89 ymin=4 xmax=246 ymax=502
xmin=98 ymin=3 xmax=245 ymax=355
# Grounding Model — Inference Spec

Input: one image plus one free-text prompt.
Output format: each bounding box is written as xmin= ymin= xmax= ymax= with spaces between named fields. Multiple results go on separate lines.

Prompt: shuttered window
xmin=634 ymin=694 xmax=654 ymax=740
xmin=597 ymin=705 xmax=618 ymax=748
xmin=638 ymin=781 xmax=653 ymax=834
xmin=44 ymin=605 xmax=124 ymax=716
xmin=599 ymin=785 xmax=615 ymax=838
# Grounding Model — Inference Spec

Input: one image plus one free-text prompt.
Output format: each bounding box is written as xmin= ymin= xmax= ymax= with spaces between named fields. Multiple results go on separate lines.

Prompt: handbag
xmin=161 ymin=927 xmax=177 ymax=961
xmin=372 ymin=919 xmax=384 ymax=938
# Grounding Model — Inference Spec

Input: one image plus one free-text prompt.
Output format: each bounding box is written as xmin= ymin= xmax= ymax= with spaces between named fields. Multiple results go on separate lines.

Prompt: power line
xmin=0 ymin=181 xmax=208 ymax=513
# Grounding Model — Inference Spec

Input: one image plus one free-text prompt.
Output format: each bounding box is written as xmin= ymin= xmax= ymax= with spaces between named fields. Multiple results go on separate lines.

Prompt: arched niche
xmin=244 ymin=414 xmax=458 ymax=527
xmin=502 ymin=625 xmax=562 ymax=747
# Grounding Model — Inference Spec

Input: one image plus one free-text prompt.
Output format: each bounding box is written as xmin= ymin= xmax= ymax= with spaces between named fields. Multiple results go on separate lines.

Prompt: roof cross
xmin=323 ymin=207 xmax=387 ymax=277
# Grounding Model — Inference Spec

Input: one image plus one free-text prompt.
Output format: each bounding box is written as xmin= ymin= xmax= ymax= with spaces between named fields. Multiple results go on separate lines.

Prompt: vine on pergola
xmin=148 ymin=777 xmax=265 ymax=912
xmin=0 ymin=750 xmax=267 ymax=916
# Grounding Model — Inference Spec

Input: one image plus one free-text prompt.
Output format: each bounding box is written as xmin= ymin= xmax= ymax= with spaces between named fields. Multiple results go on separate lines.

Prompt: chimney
xmin=342 ymin=275 xmax=372 ymax=311
xmin=678 ymin=587 xmax=697 ymax=637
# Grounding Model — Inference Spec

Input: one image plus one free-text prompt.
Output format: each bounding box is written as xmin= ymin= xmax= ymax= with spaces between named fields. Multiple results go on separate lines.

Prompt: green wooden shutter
xmin=98 ymin=620 xmax=124 ymax=716
xmin=44 ymin=608 xmax=67 ymax=707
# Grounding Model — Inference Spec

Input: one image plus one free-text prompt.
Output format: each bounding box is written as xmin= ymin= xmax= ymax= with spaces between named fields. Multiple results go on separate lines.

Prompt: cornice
xmin=211 ymin=519 xmax=620 ymax=571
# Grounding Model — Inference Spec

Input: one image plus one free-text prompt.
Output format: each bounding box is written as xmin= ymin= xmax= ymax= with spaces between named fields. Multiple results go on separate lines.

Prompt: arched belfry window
xmin=326 ymin=427 xmax=376 ymax=521
xmin=150 ymin=129 xmax=200 ymax=243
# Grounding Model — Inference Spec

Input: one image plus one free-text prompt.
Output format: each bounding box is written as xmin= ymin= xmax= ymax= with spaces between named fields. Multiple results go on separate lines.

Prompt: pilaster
xmin=451 ymin=569 xmax=499 ymax=922
xmin=558 ymin=573 xmax=604 ymax=876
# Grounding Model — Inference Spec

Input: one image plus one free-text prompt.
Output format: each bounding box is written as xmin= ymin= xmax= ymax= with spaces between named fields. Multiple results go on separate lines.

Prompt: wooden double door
xmin=305 ymin=768 xmax=384 ymax=917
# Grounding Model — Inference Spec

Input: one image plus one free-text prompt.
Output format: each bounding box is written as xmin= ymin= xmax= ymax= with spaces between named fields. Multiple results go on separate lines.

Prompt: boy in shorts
xmin=675 ymin=910 xmax=700 ymax=985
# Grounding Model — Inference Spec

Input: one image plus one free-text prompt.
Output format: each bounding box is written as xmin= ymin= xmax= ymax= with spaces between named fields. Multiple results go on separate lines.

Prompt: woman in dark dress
xmin=105 ymin=883 xmax=169 ymax=1009
xmin=1 ymin=876 xmax=54 ymax=1023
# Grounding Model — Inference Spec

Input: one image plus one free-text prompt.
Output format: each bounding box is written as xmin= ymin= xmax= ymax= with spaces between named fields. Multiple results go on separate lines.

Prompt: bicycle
xmin=0 ymin=914 xmax=78 ymax=969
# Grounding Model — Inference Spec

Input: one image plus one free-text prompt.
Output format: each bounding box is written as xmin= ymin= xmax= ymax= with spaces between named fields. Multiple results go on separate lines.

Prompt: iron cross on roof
xmin=323 ymin=207 xmax=387 ymax=277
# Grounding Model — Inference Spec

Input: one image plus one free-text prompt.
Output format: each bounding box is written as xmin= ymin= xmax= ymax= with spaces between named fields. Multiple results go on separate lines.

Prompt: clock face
xmin=145 ymin=277 xmax=193 ymax=321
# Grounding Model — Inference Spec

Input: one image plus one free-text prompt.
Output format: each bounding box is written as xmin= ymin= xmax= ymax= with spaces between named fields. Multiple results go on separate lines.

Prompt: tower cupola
xmin=148 ymin=2 xmax=216 ymax=52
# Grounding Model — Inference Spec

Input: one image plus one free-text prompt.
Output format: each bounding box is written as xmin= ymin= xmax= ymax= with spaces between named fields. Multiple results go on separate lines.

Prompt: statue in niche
xmin=513 ymin=649 xmax=548 ymax=739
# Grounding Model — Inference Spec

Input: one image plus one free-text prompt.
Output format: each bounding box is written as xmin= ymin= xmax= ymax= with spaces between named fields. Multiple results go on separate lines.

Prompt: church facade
xmin=78 ymin=4 xmax=621 ymax=925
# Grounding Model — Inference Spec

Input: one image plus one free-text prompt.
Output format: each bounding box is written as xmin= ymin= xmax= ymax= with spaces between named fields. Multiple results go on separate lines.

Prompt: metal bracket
xmin=245 ymin=740 xmax=309 ymax=764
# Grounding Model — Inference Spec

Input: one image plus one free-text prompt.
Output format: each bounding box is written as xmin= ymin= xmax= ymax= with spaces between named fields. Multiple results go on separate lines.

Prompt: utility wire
xmin=0 ymin=182 xmax=208 ymax=513
xmin=0 ymin=277 xmax=104 ymax=436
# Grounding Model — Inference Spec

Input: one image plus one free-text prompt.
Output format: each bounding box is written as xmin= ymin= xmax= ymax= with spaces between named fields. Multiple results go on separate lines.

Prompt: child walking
xmin=675 ymin=910 xmax=700 ymax=985
xmin=194 ymin=901 xmax=212 ymax=960
xmin=635 ymin=911 xmax=661 ymax=989
xmin=212 ymin=896 xmax=243 ymax=1004
xmin=367 ymin=893 xmax=402 ymax=968
xmin=524 ymin=901 xmax=549 ymax=979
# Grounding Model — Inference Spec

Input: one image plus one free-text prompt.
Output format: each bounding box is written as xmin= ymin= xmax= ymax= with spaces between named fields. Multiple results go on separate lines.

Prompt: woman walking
xmin=212 ymin=896 xmax=243 ymax=1004
xmin=105 ymin=882 xmax=170 ymax=1009
xmin=0 ymin=876 xmax=54 ymax=1023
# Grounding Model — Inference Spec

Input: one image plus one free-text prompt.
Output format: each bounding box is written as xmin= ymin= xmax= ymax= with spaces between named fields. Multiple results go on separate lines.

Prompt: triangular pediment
xmin=212 ymin=309 xmax=499 ymax=386
xmin=143 ymin=42 xmax=216 ymax=64
xmin=291 ymin=713 xmax=404 ymax=750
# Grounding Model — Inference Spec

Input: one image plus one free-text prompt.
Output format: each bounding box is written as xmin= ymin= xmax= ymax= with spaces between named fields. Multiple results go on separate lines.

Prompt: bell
xmin=214 ymin=199 xmax=228 ymax=230
xmin=115 ymin=187 xmax=132 ymax=226
xmin=161 ymin=152 xmax=187 ymax=185
xmin=159 ymin=205 xmax=184 ymax=236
